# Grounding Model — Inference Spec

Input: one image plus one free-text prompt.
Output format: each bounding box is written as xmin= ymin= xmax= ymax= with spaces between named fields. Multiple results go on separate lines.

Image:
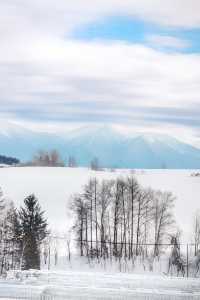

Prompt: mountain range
xmin=0 ymin=123 xmax=200 ymax=169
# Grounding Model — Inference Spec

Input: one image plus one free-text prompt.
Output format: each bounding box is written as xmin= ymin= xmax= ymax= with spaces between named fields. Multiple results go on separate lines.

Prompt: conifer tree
xmin=18 ymin=194 xmax=48 ymax=270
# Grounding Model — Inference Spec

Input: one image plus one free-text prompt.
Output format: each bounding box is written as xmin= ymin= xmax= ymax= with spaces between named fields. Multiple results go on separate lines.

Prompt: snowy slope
xmin=1 ymin=270 xmax=200 ymax=299
xmin=1 ymin=123 xmax=200 ymax=168
xmin=0 ymin=167 xmax=199 ymax=241
xmin=0 ymin=167 xmax=199 ymax=299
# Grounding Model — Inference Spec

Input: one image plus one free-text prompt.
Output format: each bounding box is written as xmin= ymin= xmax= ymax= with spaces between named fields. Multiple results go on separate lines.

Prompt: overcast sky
xmin=1 ymin=1 xmax=200 ymax=145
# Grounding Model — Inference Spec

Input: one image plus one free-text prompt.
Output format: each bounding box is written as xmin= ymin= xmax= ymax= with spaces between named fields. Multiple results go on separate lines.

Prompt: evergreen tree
xmin=18 ymin=194 xmax=48 ymax=270
xmin=0 ymin=155 xmax=19 ymax=165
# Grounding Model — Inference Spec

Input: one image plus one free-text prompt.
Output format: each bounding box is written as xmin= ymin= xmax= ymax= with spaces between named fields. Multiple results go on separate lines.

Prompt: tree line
xmin=71 ymin=177 xmax=176 ymax=260
xmin=0 ymin=155 xmax=20 ymax=165
xmin=0 ymin=189 xmax=48 ymax=275
xmin=1 ymin=176 xmax=200 ymax=274
xmin=27 ymin=150 xmax=101 ymax=170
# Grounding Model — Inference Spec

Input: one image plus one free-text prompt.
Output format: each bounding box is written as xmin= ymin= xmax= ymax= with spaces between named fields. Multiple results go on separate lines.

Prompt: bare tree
xmin=71 ymin=195 xmax=86 ymax=257
xmin=32 ymin=150 xmax=64 ymax=166
xmin=68 ymin=156 xmax=77 ymax=168
xmin=0 ymin=189 xmax=21 ymax=274
xmin=152 ymin=191 xmax=175 ymax=257
xmin=90 ymin=157 xmax=100 ymax=171
xmin=98 ymin=180 xmax=113 ymax=257
xmin=193 ymin=210 xmax=200 ymax=255
xmin=71 ymin=177 xmax=176 ymax=264
xmin=127 ymin=177 xmax=140 ymax=257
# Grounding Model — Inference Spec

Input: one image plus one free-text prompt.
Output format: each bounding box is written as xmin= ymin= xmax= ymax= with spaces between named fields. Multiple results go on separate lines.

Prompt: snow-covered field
xmin=0 ymin=167 xmax=200 ymax=299
xmin=1 ymin=269 xmax=200 ymax=299
xmin=0 ymin=167 xmax=199 ymax=240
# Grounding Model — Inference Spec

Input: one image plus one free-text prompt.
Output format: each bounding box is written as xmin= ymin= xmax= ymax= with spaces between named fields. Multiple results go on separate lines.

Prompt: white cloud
xmin=0 ymin=0 xmax=200 ymax=143
xmin=1 ymin=0 xmax=200 ymax=45
xmin=1 ymin=38 xmax=200 ymax=109
xmin=146 ymin=35 xmax=190 ymax=49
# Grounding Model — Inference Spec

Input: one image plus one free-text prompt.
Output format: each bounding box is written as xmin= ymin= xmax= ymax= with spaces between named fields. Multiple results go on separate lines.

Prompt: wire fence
xmin=48 ymin=238 xmax=199 ymax=278
xmin=1 ymin=240 xmax=200 ymax=299
xmin=39 ymin=235 xmax=200 ymax=279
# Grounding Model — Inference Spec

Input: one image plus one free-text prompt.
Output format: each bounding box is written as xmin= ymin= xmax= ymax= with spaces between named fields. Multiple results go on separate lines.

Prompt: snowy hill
xmin=0 ymin=166 xmax=199 ymax=297
xmin=1 ymin=123 xmax=200 ymax=168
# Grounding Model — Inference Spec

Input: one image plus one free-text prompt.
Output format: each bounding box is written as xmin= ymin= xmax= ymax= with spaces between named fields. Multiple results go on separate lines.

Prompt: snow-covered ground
xmin=0 ymin=167 xmax=200 ymax=299
xmin=0 ymin=167 xmax=199 ymax=240
xmin=1 ymin=269 xmax=200 ymax=299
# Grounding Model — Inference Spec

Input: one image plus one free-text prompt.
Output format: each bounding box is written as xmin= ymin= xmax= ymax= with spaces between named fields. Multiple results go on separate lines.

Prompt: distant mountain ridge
xmin=0 ymin=123 xmax=200 ymax=169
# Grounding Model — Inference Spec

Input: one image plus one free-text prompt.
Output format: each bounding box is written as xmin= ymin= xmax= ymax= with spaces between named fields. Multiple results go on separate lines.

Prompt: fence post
xmin=186 ymin=244 xmax=189 ymax=278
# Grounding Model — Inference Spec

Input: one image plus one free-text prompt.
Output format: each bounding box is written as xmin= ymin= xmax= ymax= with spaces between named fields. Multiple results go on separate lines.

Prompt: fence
xmin=67 ymin=240 xmax=199 ymax=278
xmin=39 ymin=236 xmax=200 ymax=278
xmin=1 ymin=241 xmax=200 ymax=300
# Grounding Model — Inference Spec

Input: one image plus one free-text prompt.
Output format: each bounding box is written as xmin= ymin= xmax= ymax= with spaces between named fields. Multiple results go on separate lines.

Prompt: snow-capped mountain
xmin=0 ymin=122 xmax=66 ymax=162
xmin=0 ymin=122 xmax=200 ymax=168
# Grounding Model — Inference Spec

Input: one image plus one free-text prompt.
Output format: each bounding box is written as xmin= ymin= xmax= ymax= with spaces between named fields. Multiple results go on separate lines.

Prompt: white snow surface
xmin=1 ymin=269 xmax=200 ymax=299
xmin=0 ymin=167 xmax=199 ymax=240
xmin=0 ymin=167 xmax=200 ymax=299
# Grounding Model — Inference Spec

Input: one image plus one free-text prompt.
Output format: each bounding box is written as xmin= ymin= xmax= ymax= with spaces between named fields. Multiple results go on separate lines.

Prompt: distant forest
xmin=0 ymin=154 xmax=20 ymax=165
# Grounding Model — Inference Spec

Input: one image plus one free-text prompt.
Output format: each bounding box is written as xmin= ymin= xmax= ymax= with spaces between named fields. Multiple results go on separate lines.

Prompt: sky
xmin=1 ymin=0 xmax=200 ymax=146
